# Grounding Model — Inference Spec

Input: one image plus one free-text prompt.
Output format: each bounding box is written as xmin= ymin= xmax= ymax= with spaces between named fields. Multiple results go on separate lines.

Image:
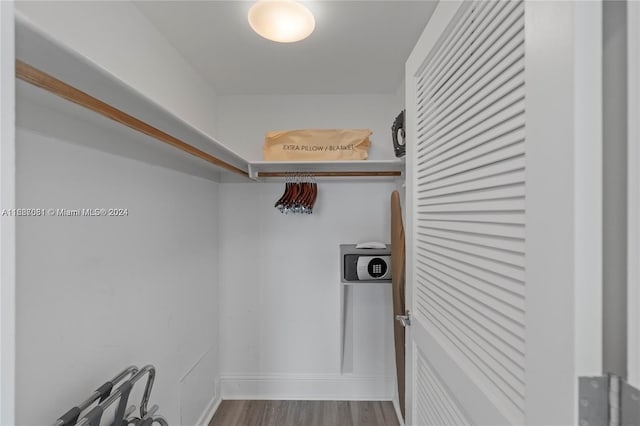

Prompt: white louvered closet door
xmin=404 ymin=1 xmax=603 ymax=425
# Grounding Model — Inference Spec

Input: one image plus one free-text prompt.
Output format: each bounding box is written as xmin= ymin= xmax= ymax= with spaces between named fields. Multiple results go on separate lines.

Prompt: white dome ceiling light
xmin=248 ymin=0 xmax=316 ymax=43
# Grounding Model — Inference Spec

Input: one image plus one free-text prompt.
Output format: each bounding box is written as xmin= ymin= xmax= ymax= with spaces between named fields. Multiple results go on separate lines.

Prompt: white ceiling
xmin=133 ymin=1 xmax=437 ymax=95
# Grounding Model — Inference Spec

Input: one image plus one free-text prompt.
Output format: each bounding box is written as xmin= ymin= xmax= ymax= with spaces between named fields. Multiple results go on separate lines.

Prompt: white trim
xmin=195 ymin=393 xmax=222 ymax=426
xmin=524 ymin=2 xmax=603 ymax=423
xmin=0 ymin=1 xmax=16 ymax=424
xmin=573 ymin=0 xmax=603 ymax=378
xmin=628 ymin=0 xmax=640 ymax=390
xmin=219 ymin=374 xmax=394 ymax=401
xmin=404 ymin=4 xmax=464 ymax=425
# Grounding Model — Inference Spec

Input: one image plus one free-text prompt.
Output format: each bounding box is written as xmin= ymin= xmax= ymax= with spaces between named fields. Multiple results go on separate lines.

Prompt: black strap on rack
xmin=112 ymin=381 xmax=133 ymax=426
xmin=56 ymin=407 xmax=82 ymax=426
xmin=54 ymin=381 xmax=113 ymax=426
xmin=81 ymin=406 xmax=104 ymax=426
xmin=95 ymin=381 xmax=114 ymax=403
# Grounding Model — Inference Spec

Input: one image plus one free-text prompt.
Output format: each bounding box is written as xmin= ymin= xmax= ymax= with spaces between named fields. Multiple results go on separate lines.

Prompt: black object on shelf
xmin=392 ymin=110 xmax=406 ymax=158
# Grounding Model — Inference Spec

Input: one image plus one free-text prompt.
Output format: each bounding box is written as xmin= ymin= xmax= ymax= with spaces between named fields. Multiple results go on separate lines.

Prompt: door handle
xmin=395 ymin=310 xmax=411 ymax=327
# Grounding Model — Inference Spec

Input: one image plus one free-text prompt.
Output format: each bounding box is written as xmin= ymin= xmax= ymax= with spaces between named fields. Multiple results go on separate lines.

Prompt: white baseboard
xmin=195 ymin=381 xmax=222 ymax=426
xmin=220 ymin=374 xmax=394 ymax=401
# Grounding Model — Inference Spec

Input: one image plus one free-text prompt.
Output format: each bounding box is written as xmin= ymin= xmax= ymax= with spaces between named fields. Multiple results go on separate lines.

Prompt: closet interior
xmin=4 ymin=1 xmax=627 ymax=425
xmin=6 ymin=1 xmax=425 ymax=424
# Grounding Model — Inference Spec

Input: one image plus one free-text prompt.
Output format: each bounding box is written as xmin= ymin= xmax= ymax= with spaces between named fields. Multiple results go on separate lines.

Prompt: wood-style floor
xmin=209 ymin=400 xmax=400 ymax=426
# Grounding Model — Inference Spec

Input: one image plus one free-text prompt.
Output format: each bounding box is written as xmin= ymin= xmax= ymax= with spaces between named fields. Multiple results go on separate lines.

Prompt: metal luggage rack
xmin=53 ymin=365 xmax=168 ymax=426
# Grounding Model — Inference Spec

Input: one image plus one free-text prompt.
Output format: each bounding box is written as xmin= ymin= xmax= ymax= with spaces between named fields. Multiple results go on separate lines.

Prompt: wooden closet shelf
xmin=249 ymin=160 xmax=405 ymax=180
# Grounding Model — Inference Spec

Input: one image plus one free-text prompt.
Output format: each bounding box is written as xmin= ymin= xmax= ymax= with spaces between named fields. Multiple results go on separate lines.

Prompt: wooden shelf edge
xmin=249 ymin=159 xmax=405 ymax=180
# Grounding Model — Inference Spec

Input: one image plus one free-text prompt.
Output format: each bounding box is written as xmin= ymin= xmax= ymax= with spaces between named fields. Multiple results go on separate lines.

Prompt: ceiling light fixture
xmin=248 ymin=0 xmax=315 ymax=43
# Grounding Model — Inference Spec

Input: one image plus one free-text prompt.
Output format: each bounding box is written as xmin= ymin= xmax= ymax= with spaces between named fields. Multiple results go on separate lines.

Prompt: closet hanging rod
xmin=15 ymin=60 xmax=248 ymax=177
xmin=257 ymin=171 xmax=402 ymax=178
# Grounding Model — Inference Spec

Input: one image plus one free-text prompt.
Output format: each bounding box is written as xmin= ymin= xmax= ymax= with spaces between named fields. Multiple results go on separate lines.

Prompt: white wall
xmin=217 ymin=94 xmax=403 ymax=162
xmin=216 ymin=93 xmax=402 ymax=399
xmin=218 ymin=181 xmax=397 ymax=399
xmin=0 ymin=1 xmax=16 ymax=424
xmin=15 ymin=0 xmax=220 ymax=141
xmin=15 ymin=95 xmax=220 ymax=425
